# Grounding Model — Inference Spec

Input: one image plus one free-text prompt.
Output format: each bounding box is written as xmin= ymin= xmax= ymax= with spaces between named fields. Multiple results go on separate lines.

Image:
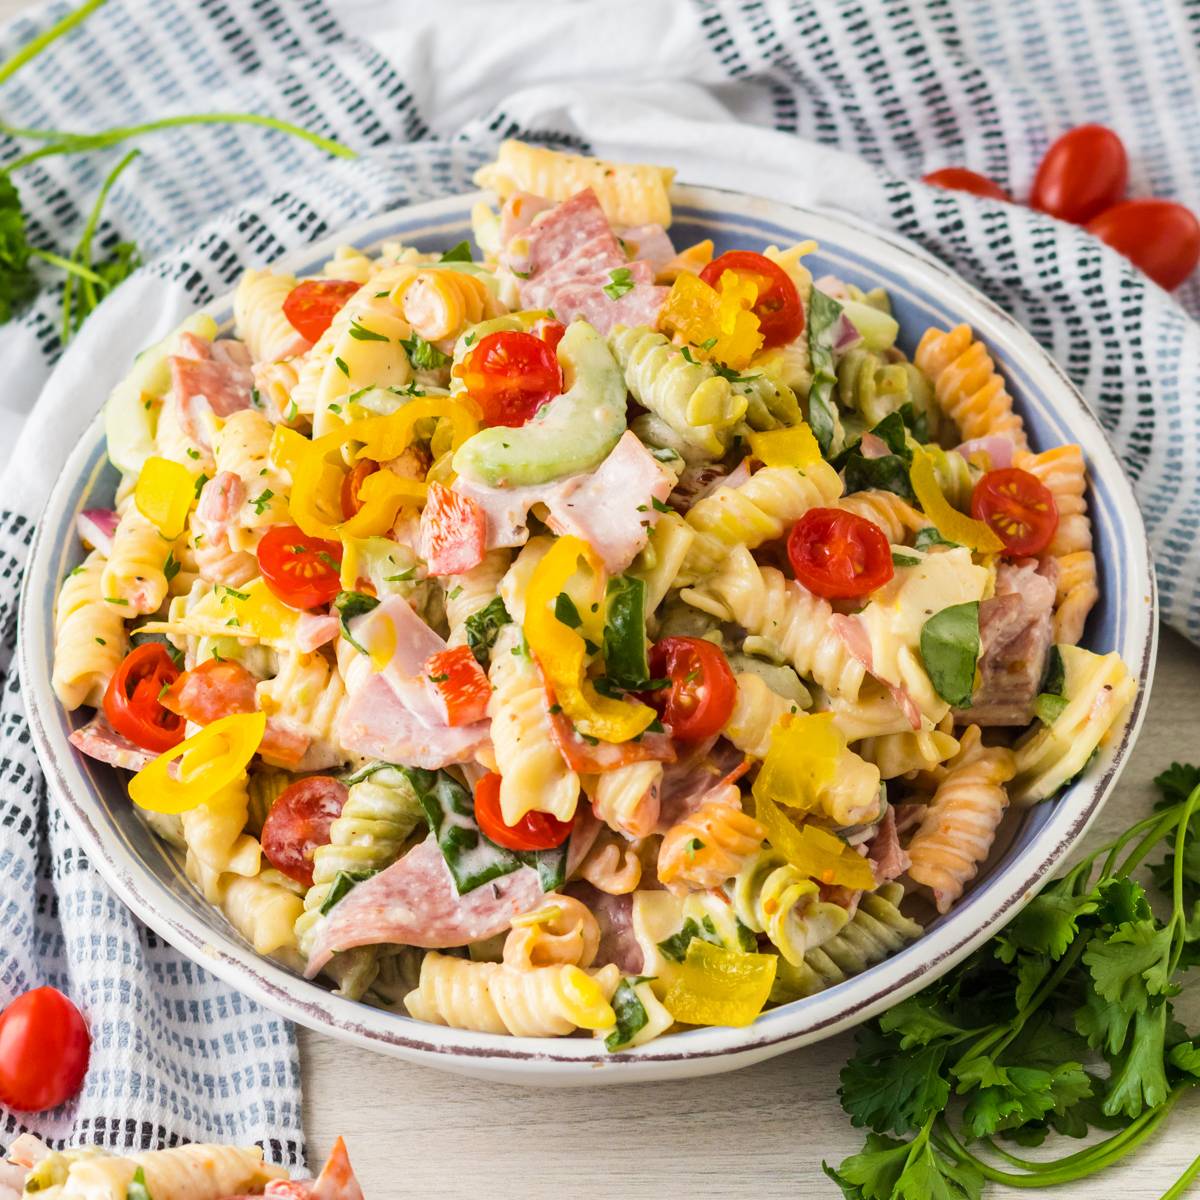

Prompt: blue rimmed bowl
xmin=19 ymin=186 xmax=1156 ymax=1084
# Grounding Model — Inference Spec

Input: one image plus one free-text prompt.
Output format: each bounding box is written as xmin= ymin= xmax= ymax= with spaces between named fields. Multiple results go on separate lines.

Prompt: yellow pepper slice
xmin=659 ymin=271 xmax=763 ymax=369
xmin=753 ymin=787 xmax=876 ymax=890
xmin=523 ymin=535 xmax=656 ymax=744
xmin=747 ymin=424 xmax=822 ymax=469
xmin=910 ymin=446 xmax=1003 ymax=554
xmin=134 ymin=456 xmax=195 ymax=540
xmin=663 ymin=938 xmax=777 ymax=1027
xmin=129 ymin=712 xmax=266 ymax=815
xmin=268 ymin=425 xmax=309 ymax=476
xmin=289 ymin=399 xmax=479 ymax=539
xmin=753 ymin=712 xmax=842 ymax=814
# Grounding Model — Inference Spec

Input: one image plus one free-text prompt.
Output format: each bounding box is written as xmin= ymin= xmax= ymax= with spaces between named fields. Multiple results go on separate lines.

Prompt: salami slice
xmin=261 ymin=776 xmax=348 ymax=888
xmin=303 ymin=838 xmax=543 ymax=975
xmin=68 ymin=713 xmax=156 ymax=773
xmin=564 ymin=882 xmax=643 ymax=975
xmin=523 ymin=189 xmax=619 ymax=277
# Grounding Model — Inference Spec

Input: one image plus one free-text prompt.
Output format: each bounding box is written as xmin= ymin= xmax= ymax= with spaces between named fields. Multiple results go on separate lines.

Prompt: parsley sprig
xmin=827 ymin=764 xmax=1200 ymax=1199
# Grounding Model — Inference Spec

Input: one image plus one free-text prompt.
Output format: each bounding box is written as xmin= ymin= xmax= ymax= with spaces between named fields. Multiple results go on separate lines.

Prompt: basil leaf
xmin=464 ymin=595 xmax=512 ymax=667
xmin=401 ymin=333 xmax=452 ymax=370
xmin=603 ymin=575 xmax=651 ymax=689
xmin=516 ymin=841 xmax=568 ymax=893
xmin=1034 ymin=693 xmax=1070 ymax=725
xmin=319 ymin=869 xmax=374 ymax=915
xmin=605 ymin=978 xmax=651 ymax=1051
xmin=920 ymin=601 xmax=981 ymax=708
xmin=896 ymin=399 xmax=930 ymax=444
xmin=892 ymin=551 xmax=922 ymax=568
xmin=807 ymin=289 xmax=843 ymax=455
xmin=126 ymin=1167 xmax=152 ymax=1200
xmin=554 ymin=592 xmax=582 ymax=628
xmin=657 ymin=916 xmax=724 ymax=963
xmin=439 ymin=240 xmax=473 ymax=263
xmin=914 ymin=526 xmax=961 ymax=551
xmin=1041 ymin=644 xmax=1066 ymax=697
xmin=333 ymin=590 xmax=380 ymax=655
xmin=834 ymin=411 xmax=915 ymax=501
xmin=403 ymin=766 xmax=522 ymax=894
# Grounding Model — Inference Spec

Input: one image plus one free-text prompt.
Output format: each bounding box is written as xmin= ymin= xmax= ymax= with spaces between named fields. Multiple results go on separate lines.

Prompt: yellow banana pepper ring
xmin=129 ymin=711 xmax=267 ymax=815
xmin=910 ymin=446 xmax=1004 ymax=555
xmin=523 ymin=535 xmax=656 ymax=744
xmin=753 ymin=712 xmax=843 ymax=814
xmin=289 ymin=400 xmax=479 ymax=539
xmin=753 ymin=787 xmax=876 ymax=890
xmin=663 ymin=939 xmax=777 ymax=1028
xmin=134 ymin=456 xmax=194 ymax=540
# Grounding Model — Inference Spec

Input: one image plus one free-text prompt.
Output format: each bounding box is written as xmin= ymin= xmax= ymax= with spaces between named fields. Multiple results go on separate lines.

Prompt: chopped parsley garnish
xmin=603 ymin=266 xmax=635 ymax=300
xmin=401 ymin=333 xmax=452 ymax=370
xmin=334 ymin=355 xmax=350 ymax=376
xmin=349 ymin=319 xmax=389 ymax=343
xmin=251 ymin=489 xmax=275 ymax=515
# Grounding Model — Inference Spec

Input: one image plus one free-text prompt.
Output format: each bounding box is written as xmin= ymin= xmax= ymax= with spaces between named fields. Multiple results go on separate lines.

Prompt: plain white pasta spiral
xmin=502 ymin=894 xmax=601 ymax=970
xmin=181 ymin=776 xmax=261 ymax=902
xmin=405 ymin=953 xmax=620 ymax=1037
xmin=589 ymin=761 xmax=663 ymax=839
xmin=723 ymin=672 xmax=797 ymax=759
xmin=683 ymin=545 xmax=865 ymax=700
xmin=445 ymin=549 xmax=511 ymax=644
xmin=233 ymin=268 xmax=308 ymax=362
xmin=52 ymin=551 xmax=129 ymax=709
xmin=101 ymin=504 xmax=176 ymax=615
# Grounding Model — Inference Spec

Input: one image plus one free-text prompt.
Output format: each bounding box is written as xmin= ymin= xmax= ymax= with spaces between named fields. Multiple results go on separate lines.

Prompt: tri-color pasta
xmin=54 ymin=140 xmax=1133 ymax=1049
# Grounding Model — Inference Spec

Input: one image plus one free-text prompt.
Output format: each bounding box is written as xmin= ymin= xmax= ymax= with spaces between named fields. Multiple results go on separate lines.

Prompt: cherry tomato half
xmin=425 ymin=645 xmax=492 ymax=727
xmin=646 ymin=637 xmax=737 ymax=743
xmin=474 ymin=771 xmax=573 ymax=852
xmin=1031 ymin=125 xmax=1127 ymax=225
xmin=532 ymin=317 xmax=567 ymax=351
xmin=787 ymin=507 xmax=894 ymax=599
xmin=971 ymin=467 xmax=1059 ymax=557
xmin=282 ymin=279 xmax=359 ymax=343
xmin=261 ymin=776 xmax=349 ymax=888
xmin=340 ymin=460 xmax=378 ymax=521
xmin=257 ymin=524 xmax=343 ymax=610
xmin=102 ymin=643 xmax=185 ymax=753
xmin=459 ymin=331 xmax=562 ymax=428
xmin=700 ymin=250 xmax=804 ymax=349
xmin=922 ymin=167 xmax=1009 ymax=202
xmin=0 ymin=986 xmax=89 ymax=1112
xmin=1086 ymin=199 xmax=1200 ymax=292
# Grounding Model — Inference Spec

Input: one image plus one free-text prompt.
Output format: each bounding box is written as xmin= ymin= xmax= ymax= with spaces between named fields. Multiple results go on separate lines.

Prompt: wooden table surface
xmin=3 ymin=1 xmax=1198 ymax=1192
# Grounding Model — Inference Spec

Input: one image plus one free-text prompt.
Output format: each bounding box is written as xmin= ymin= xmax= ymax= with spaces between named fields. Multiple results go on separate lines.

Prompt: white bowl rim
xmin=19 ymin=183 xmax=1158 ymax=1077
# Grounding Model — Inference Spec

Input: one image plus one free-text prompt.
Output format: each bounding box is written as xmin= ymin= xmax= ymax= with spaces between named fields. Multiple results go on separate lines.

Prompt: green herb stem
xmin=28 ymin=246 xmax=101 ymax=282
xmin=1160 ymin=1148 xmax=1200 ymax=1200
xmin=0 ymin=0 xmax=109 ymax=88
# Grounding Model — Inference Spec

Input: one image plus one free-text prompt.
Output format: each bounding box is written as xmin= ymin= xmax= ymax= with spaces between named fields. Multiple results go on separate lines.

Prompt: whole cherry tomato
xmin=1031 ymin=125 xmax=1128 ymax=224
xmin=787 ymin=507 xmax=894 ymax=599
xmin=102 ymin=643 xmax=185 ymax=753
xmin=1087 ymin=199 xmax=1200 ymax=291
xmin=458 ymin=331 xmax=562 ymax=427
xmin=261 ymin=777 xmax=349 ymax=888
xmin=256 ymin=524 xmax=343 ymax=610
xmin=281 ymin=279 xmax=359 ymax=343
xmin=971 ymin=467 xmax=1060 ymax=557
xmin=700 ymin=250 xmax=804 ymax=348
xmin=0 ymin=986 xmax=89 ymax=1112
xmin=922 ymin=168 xmax=1009 ymax=202
xmin=473 ymin=771 xmax=574 ymax=852
xmin=646 ymin=637 xmax=737 ymax=743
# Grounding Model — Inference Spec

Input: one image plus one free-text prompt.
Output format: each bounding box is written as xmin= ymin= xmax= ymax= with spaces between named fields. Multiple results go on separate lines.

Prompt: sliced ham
xmin=169 ymin=334 xmax=254 ymax=448
xmin=517 ymin=189 xmax=667 ymax=335
xmin=564 ymin=882 xmax=643 ymax=974
xmin=195 ymin=470 xmax=246 ymax=542
xmin=957 ymin=558 xmax=1056 ymax=726
xmin=296 ymin=612 xmax=340 ymax=653
xmin=69 ymin=713 xmax=156 ymax=772
xmin=867 ymin=806 xmax=910 ymax=883
xmin=619 ymin=223 xmax=676 ymax=275
xmin=500 ymin=191 xmax=555 ymax=265
xmin=303 ymin=838 xmax=544 ymax=976
xmin=454 ymin=431 xmax=676 ymax=570
xmin=337 ymin=674 xmax=489 ymax=770
xmin=543 ymin=431 xmax=675 ymax=572
xmin=830 ymin=613 xmax=923 ymax=731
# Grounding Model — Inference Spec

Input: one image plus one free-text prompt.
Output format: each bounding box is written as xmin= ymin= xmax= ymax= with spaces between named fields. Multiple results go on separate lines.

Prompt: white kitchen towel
xmin=0 ymin=0 xmax=1198 ymax=1160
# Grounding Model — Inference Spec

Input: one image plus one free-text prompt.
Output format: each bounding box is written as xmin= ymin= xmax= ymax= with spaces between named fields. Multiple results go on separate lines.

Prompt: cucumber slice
xmin=453 ymin=320 xmax=627 ymax=488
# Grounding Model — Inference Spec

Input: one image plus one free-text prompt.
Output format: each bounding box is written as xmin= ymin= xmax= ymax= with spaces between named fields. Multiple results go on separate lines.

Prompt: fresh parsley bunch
xmin=826 ymin=764 xmax=1200 ymax=1199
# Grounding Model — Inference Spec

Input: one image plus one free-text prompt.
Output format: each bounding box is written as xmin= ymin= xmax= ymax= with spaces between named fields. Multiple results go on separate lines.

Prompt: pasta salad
xmin=52 ymin=139 xmax=1136 ymax=1048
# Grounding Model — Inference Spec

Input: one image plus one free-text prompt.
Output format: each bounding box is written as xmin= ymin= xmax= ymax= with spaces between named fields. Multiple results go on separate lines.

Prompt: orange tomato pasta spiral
xmin=657 ymin=785 xmax=766 ymax=892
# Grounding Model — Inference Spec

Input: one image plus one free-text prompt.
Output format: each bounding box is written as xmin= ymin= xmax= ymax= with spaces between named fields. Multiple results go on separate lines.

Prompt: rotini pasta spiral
xmin=680 ymin=461 xmax=843 ymax=582
xmin=257 ymin=648 xmax=348 ymax=769
xmin=683 ymin=545 xmax=865 ymax=700
xmin=181 ymin=775 xmax=261 ymax=902
xmin=837 ymin=348 xmax=934 ymax=433
xmin=836 ymin=489 xmax=926 ymax=545
xmin=392 ymin=267 xmax=502 ymax=343
xmin=658 ymin=787 xmax=766 ymax=892
xmin=921 ymin=442 xmax=977 ymax=511
xmin=488 ymin=626 xmax=580 ymax=825
xmin=1016 ymin=444 xmax=1098 ymax=645
xmin=503 ymin=894 xmax=601 ymax=970
xmin=233 ymin=268 xmax=308 ymax=362
xmin=404 ymin=952 xmax=621 ymax=1037
xmin=914 ymin=323 xmax=1029 ymax=451
xmin=213 ymin=867 xmax=305 ymax=958
xmin=770 ymin=882 xmax=922 ymax=1001
xmin=729 ymin=849 xmax=850 ymax=964
xmin=855 ymin=725 xmax=960 ymax=779
xmin=907 ymin=725 xmax=1015 ymax=913
xmin=723 ymin=672 xmax=797 ymax=759
xmin=577 ymin=829 xmax=646 ymax=895
xmin=609 ymin=325 xmax=746 ymax=457
xmin=52 ymin=552 xmax=129 ymax=709
xmin=589 ymin=761 xmax=663 ymax=839
xmin=212 ymin=410 xmax=289 ymax=550
xmin=101 ymin=505 xmax=176 ymax=615
xmin=631 ymin=510 xmax=695 ymax=616
xmin=445 ymin=548 xmax=511 ymax=644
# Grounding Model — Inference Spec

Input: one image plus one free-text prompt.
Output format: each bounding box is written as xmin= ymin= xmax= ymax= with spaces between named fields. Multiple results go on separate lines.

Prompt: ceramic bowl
xmin=20 ymin=185 xmax=1157 ymax=1084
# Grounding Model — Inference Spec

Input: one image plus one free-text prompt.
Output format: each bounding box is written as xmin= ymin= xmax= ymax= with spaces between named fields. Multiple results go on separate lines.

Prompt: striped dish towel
xmin=1 ymin=0 xmax=1198 ymax=1161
